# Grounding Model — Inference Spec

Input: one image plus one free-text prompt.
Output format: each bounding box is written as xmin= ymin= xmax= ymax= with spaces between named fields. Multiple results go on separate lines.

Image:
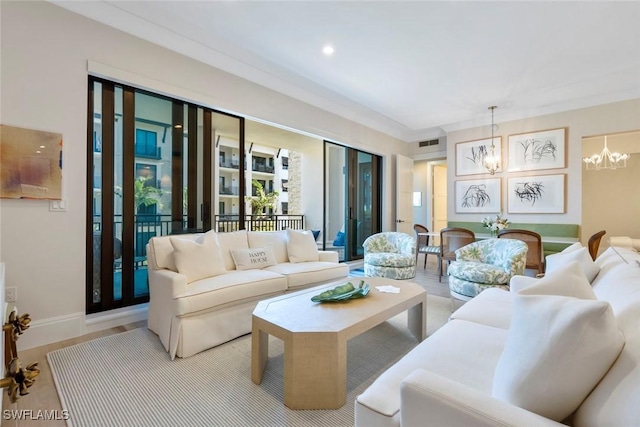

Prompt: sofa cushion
xmin=517 ymin=261 xmax=596 ymax=300
xmin=286 ymin=229 xmax=319 ymax=263
xmin=448 ymin=261 xmax=511 ymax=285
xmin=364 ymin=253 xmax=415 ymax=268
xmin=151 ymin=233 xmax=200 ymax=271
xmin=173 ymin=269 xmax=287 ymax=315
xmin=216 ymin=229 xmax=249 ymax=271
xmin=492 ymin=294 xmax=625 ymax=422
xmin=265 ymin=261 xmax=350 ymax=289
xmin=231 ymin=246 xmax=277 ymax=271
xmin=248 ymin=231 xmax=289 ymax=263
xmin=170 ymin=231 xmax=226 ymax=283
xmin=356 ymin=320 xmax=507 ymax=424
xmin=545 ymin=246 xmax=599 ymax=282
xmin=450 ymin=288 xmax=513 ymax=329
xmin=508 ymin=275 xmax=538 ymax=293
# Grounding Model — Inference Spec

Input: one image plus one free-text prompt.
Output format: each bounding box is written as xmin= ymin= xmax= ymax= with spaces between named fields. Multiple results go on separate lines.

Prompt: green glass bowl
xmin=311 ymin=281 xmax=370 ymax=303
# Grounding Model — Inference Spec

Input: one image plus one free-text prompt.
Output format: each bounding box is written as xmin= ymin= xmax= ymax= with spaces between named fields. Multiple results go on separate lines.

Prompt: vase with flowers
xmin=481 ymin=213 xmax=510 ymax=237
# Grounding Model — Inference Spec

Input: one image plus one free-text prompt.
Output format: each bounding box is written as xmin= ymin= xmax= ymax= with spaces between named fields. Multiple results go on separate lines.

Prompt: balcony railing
xmin=252 ymin=164 xmax=275 ymax=173
xmin=219 ymin=159 xmax=240 ymax=169
xmin=220 ymin=186 xmax=239 ymax=196
xmin=135 ymin=146 xmax=161 ymax=159
xmin=94 ymin=214 xmax=306 ymax=256
xmin=215 ymin=215 xmax=304 ymax=232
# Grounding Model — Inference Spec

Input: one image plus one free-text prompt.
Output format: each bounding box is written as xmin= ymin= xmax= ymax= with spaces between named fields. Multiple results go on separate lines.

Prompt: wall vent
xmin=418 ymin=139 xmax=439 ymax=147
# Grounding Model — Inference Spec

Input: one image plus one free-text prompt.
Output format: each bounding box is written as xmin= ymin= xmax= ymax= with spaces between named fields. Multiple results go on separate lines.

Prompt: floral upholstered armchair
xmin=363 ymin=232 xmax=416 ymax=280
xmin=448 ymin=238 xmax=528 ymax=301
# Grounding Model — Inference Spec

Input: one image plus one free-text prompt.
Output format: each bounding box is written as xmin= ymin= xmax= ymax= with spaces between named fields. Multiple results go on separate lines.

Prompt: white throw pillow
xmin=170 ymin=231 xmax=226 ymax=283
xmin=216 ymin=229 xmax=249 ymax=270
xmin=231 ymin=246 xmax=277 ymax=270
xmin=492 ymin=294 xmax=624 ymax=421
xmin=518 ymin=261 xmax=596 ymax=300
xmin=286 ymin=229 xmax=320 ymax=263
xmin=247 ymin=231 xmax=289 ymax=263
xmin=561 ymin=242 xmax=583 ymax=253
xmin=545 ymin=247 xmax=600 ymax=282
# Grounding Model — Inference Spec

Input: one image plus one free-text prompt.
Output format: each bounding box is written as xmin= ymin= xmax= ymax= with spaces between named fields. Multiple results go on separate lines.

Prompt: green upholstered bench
xmin=447 ymin=222 xmax=579 ymax=257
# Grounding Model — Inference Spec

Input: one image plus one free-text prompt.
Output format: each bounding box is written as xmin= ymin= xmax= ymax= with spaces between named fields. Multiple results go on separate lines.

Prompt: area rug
xmin=48 ymin=295 xmax=451 ymax=427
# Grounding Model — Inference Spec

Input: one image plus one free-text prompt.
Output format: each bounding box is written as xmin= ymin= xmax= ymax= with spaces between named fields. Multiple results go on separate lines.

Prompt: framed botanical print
xmin=507 ymin=173 xmax=566 ymax=214
xmin=456 ymin=137 xmax=502 ymax=176
xmin=455 ymin=178 xmax=501 ymax=213
xmin=507 ymin=128 xmax=566 ymax=172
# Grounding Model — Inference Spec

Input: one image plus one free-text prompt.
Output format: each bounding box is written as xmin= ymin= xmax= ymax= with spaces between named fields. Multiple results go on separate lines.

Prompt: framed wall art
xmin=507 ymin=128 xmax=566 ymax=172
xmin=507 ymin=174 xmax=565 ymax=214
xmin=455 ymin=137 xmax=502 ymax=176
xmin=455 ymin=178 xmax=501 ymax=213
xmin=0 ymin=124 xmax=63 ymax=199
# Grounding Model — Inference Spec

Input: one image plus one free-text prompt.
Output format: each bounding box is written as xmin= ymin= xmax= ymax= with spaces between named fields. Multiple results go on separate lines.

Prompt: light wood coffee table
xmin=251 ymin=277 xmax=427 ymax=409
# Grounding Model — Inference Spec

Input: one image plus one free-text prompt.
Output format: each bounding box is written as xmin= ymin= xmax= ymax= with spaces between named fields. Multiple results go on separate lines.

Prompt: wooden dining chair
xmin=497 ymin=229 xmax=544 ymax=275
xmin=439 ymin=227 xmax=475 ymax=282
xmin=413 ymin=224 xmax=440 ymax=268
xmin=588 ymin=230 xmax=606 ymax=260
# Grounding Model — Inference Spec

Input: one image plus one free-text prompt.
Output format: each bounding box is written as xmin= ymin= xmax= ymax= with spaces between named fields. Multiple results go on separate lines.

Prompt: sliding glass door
xmin=89 ymin=77 xmax=382 ymax=314
xmin=324 ymin=142 xmax=381 ymax=261
xmin=88 ymin=77 xmax=242 ymax=314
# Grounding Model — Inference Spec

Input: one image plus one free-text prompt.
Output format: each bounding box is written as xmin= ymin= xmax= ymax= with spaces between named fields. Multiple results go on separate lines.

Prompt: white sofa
xmin=146 ymin=229 xmax=349 ymax=359
xmin=355 ymin=245 xmax=640 ymax=427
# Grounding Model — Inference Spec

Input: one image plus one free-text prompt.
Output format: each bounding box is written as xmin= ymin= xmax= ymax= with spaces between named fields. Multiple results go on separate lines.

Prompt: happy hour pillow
xmin=492 ymin=294 xmax=624 ymax=421
xmin=545 ymin=246 xmax=600 ymax=282
xmin=231 ymin=246 xmax=277 ymax=271
xmin=518 ymin=261 xmax=596 ymax=300
xmin=170 ymin=231 xmax=226 ymax=283
xmin=286 ymin=229 xmax=320 ymax=263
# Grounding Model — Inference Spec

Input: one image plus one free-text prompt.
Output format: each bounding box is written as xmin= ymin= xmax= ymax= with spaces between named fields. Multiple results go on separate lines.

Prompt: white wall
xmin=446 ymin=99 xmax=640 ymax=233
xmin=0 ymin=1 xmax=410 ymax=349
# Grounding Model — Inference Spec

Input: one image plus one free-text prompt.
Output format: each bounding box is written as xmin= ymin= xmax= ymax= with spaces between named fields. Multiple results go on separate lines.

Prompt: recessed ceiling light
xmin=322 ymin=45 xmax=335 ymax=56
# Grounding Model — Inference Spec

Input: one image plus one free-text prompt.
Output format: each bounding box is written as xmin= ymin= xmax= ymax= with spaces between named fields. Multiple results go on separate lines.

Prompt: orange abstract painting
xmin=0 ymin=125 xmax=63 ymax=199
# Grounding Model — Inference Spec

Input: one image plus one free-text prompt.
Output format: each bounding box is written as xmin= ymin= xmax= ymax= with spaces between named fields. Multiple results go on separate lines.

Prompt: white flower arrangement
xmin=481 ymin=213 xmax=510 ymax=234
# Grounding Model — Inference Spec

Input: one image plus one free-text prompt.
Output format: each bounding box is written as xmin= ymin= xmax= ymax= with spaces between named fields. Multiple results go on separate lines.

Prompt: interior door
xmin=395 ymin=154 xmax=414 ymax=234
xmin=432 ymin=164 xmax=448 ymax=244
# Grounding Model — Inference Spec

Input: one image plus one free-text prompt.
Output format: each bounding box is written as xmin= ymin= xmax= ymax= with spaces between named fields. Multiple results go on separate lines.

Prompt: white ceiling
xmin=53 ymin=1 xmax=640 ymax=143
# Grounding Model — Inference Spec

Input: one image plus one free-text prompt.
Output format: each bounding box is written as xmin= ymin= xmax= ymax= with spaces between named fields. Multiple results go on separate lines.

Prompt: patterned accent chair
xmin=448 ymin=238 xmax=528 ymax=301
xmin=363 ymin=232 xmax=416 ymax=280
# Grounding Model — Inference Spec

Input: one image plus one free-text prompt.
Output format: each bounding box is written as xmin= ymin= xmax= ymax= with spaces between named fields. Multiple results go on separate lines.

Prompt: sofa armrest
xmin=318 ymin=250 xmax=339 ymax=263
xmin=400 ymin=369 xmax=564 ymax=427
xmin=148 ymin=268 xmax=188 ymax=300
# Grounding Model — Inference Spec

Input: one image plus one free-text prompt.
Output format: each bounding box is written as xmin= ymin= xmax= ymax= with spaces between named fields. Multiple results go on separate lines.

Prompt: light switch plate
xmin=49 ymin=199 xmax=68 ymax=212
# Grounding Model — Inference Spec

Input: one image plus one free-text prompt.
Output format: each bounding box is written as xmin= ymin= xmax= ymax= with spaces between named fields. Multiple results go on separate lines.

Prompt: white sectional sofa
xmin=146 ymin=229 xmax=349 ymax=359
xmin=355 ymin=245 xmax=640 ymax=427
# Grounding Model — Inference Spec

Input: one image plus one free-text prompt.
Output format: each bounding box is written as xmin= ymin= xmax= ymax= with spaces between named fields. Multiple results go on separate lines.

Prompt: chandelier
xmin=583 ymin=136 xmax=629 ymax=170
xmin=484 ymin=106 xmax=500 ymax=175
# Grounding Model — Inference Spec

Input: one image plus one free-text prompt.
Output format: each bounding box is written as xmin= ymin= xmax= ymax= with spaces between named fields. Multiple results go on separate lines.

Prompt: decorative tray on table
xmin=311 ymin=280 xmax=370 ymax=303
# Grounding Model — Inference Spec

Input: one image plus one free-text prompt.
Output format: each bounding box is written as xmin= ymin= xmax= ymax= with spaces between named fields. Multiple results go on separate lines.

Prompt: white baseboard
xmin=17 ymin=311 xmax=85 ymax=351
xmin=85 ymin=303 xmax=148 ymax=334
xmin=17 ymin=304 xmax=149 ymax=351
